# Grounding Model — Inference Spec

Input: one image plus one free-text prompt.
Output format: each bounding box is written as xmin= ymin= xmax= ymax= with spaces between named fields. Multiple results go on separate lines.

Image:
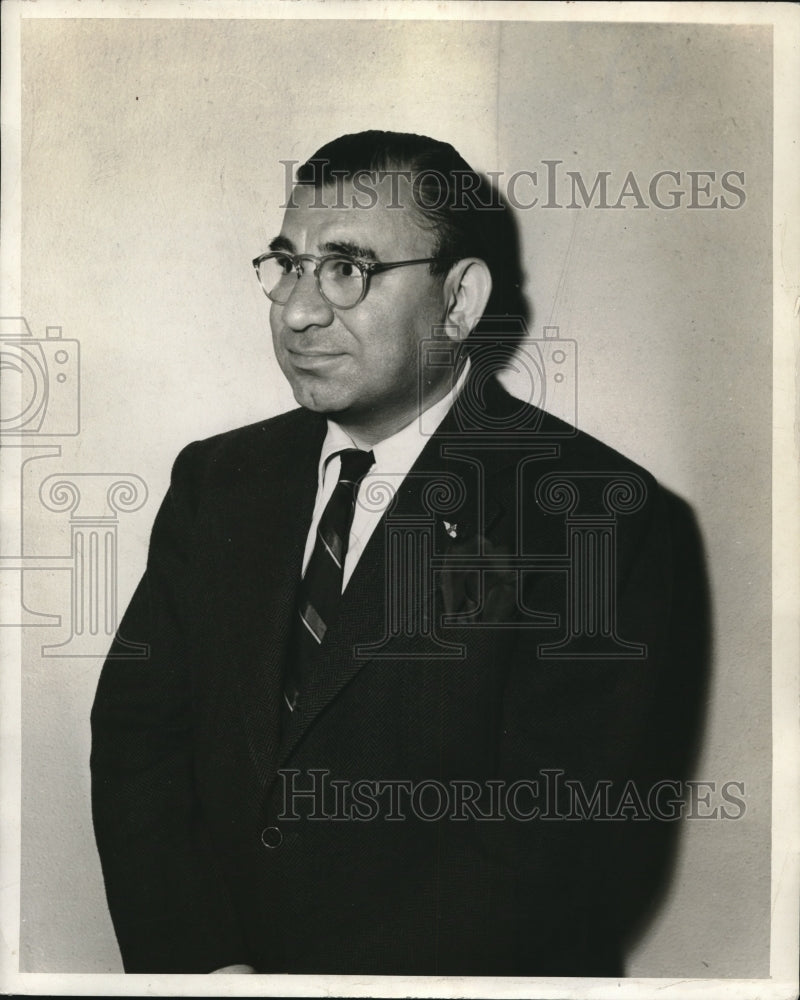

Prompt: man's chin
xmin=289 ymin=378 xmax=352 ymax=417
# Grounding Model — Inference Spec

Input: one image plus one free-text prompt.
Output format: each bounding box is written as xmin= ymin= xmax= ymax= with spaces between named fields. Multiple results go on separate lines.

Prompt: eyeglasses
xmin=252 ymin=250 xmax=446 ymax=310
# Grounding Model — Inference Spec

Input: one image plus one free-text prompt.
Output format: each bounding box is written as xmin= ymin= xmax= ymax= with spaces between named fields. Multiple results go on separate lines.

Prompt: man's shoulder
xmin=538 ymin=408 xmax=656 ymax=484
xmin=194 ymin=406 xmax=322 ymax=452
xmin=171 ymin=406 xmax=325 ymax=487
xmin=467 ymin=377 xmax=658 ymax=486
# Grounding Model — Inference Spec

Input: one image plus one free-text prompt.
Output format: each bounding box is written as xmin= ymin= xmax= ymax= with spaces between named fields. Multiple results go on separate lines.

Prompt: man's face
xmin=268 ymin=179 xmax=450 ymax=442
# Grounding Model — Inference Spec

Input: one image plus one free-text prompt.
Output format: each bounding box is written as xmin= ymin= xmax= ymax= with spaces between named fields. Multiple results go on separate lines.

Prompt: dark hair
xmin=295 ymin=130 xmax=528 ymax=360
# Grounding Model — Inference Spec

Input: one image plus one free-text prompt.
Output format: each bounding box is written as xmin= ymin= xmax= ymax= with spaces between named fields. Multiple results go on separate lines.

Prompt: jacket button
xmin=261 ymin=826 xmax=283 ymax=849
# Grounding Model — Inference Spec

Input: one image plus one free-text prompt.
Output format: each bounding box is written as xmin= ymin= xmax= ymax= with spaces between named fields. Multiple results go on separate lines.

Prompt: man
xmin=91 ymin=131 xmax=706 ymax=977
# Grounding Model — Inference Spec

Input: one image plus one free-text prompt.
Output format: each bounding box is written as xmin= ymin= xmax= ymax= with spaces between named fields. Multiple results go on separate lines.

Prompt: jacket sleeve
xmin=90 ymin=441 xmax=249 ymax=973
xmin=473 ymin=478 xmax=709 ymax=974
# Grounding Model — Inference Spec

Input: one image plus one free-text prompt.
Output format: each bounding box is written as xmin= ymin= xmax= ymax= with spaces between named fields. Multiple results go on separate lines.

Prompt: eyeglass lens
xmin=257 ymin=253 xmax=366 ymax=308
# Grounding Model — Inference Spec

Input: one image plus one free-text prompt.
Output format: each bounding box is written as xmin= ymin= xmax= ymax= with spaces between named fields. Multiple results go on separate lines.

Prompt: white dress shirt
xmin=302 ymin=359 xmax=471 ymax=591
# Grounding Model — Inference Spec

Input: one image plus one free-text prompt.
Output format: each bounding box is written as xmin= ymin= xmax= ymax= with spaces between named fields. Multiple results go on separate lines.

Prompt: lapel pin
xmin=443 ymin=520 xmax=459 ymax=539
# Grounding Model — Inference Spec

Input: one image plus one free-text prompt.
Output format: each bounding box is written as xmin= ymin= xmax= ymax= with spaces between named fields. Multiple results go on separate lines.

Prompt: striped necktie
xmin=284 ymin=447 xmax=375 ymax=713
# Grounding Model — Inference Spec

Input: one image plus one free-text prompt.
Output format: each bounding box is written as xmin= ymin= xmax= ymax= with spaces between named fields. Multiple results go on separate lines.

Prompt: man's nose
xmin=279 ymin=268 xmax=334 ymax=331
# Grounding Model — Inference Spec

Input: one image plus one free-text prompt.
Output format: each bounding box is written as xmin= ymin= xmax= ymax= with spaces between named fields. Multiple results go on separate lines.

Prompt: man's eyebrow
xmin=319 ymin=239 xmax=380 ymax=261
xmin=268 ymin=235 xmax=295 ymax=253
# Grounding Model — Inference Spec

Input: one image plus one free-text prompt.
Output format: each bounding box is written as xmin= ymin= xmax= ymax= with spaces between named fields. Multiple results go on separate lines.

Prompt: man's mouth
xmin=287 ymin=349 xmax=347 ymax=370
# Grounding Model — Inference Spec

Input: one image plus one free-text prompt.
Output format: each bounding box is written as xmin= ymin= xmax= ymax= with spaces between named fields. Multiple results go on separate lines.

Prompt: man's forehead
xmin=277 ymin=177 xmax=432 ymax=256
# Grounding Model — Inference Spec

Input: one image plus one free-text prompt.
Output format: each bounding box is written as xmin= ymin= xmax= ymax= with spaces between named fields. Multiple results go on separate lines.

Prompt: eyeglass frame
xmin=251 ymin=250 xmax=454 ymax=310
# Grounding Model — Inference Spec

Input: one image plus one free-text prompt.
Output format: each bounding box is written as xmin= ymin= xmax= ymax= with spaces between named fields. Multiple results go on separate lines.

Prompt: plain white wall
xmin=16 ymin=17 xmax=771 ymax=976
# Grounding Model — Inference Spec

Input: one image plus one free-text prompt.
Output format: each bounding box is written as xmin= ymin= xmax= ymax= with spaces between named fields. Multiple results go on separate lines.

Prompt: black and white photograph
xmin=1 ymin=2 xmax=798 ymax=997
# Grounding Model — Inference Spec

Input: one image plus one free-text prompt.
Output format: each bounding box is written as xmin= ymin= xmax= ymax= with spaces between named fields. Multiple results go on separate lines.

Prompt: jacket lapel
xmin=211 ymin=412 xmax=326 ymax=790
xmin=276 ymin=378 xmax=545 ymax=767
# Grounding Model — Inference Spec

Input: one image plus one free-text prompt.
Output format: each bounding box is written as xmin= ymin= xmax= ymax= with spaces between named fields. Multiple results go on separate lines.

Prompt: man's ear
xmin=442 ymin=258 xmax=493 ymax=341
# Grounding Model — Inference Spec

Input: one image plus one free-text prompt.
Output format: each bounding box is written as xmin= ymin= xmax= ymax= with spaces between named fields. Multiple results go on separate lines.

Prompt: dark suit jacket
xmin=90 ymin=377 xmax=706 ymax=976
